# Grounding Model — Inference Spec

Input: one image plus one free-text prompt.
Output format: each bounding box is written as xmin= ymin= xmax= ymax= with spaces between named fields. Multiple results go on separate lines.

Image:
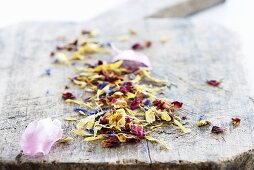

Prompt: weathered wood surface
xmin=84 ymin=0 xmax=225 ymax=29
xmin=149 ymin=0 xmax=225 ymax=18
xmin=0 ymin=19 xmax=254 ymax=169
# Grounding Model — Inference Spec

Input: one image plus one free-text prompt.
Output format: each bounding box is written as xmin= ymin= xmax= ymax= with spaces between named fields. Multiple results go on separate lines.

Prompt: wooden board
xmin=84 ymin=0 xmax=225 ymax=28
xmin=0 ymin=19 xmax=254 ymax=169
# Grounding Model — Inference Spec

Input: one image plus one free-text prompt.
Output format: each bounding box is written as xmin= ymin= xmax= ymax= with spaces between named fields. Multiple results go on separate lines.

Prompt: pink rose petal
xmin=111 ymin=44 xmax=152 ymax=68
xmin=20 ymin=118 xmax=63 ymax=156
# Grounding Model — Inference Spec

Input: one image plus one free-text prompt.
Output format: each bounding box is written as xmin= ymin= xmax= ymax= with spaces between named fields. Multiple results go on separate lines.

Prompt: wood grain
xmin=0 ymin=20 xmax=254 ymax=169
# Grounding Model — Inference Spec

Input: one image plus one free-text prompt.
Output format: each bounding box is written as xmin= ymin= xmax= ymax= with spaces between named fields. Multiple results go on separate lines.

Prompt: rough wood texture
xmin=85 ymin=0 xmax=225 ymax=29
xmin=0 ymin=19 xmax=254 ymax=169
xmin=149 ymin=0 xmax=225 ymax=18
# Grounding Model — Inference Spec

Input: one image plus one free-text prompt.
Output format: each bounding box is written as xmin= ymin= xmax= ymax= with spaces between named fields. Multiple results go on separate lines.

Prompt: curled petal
xmin=232 ymin=117 xmax=241 ymax=126
xmin=207 ymin=80 xmax=221 ymax=87
xmin=111 ymin=45 xmax=152 ymax=70
xmin=211 ymin=126 xmax=226 ymax=133
xmin=171 ymin=101 xmax=183 ymax=109
xmin=20 ymin=118 xmax=63 ymax=156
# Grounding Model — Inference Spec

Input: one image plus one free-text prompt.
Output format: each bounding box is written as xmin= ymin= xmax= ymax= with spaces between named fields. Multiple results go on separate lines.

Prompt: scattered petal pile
xmin=50 ymin=32 xmax=190 ymax=149
xmin=61 ymin=59 xmax=190 ymax=149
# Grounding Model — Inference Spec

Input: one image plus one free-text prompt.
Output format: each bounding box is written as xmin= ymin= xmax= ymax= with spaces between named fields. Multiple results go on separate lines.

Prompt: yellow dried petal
xmin=64 ymin=117 xmax=77 ymax=121
xmin=115 ymin=133 xmax=127 ymax=143
xmin=65 ymin=99 xmax=93 ymax=109
xmin=125 ymin=108 xmax=135 ymax=116
xmin=150 ymin=123 xmax=163 ymax=130
xmin=160 ymin=36 xmax=170 ymax=44
xmin=161 ymin=112 xmax=171 ymax=121
xmin=72 ymin=79 xmax=86 ymax=88
xmin=84 ymin=135 xmax=105 ymax=141
xmin=109 ymin=109 xmax=126 ymax=130
xmin=141 ymin=69 xmax=165 ymax=83
xmin=126 ymin=92 xmax=135 ymax=99
xmin=96 ymin=85 xmax=109 ymax=99
xmin=145 ymin=109 xmax=155 ymax=123
xmin=58 ymin=136 xmax=73 ymax=143
xmin=173 ymin=119 xmax=191 ymax=133
xmin=93 ymin=121 xmax=102 ymax=137
xmin=145 ymin=136 xmax=169 ymax=150
xmin=197 ymin=120 xmax=211 ymax=127
xmin=73 ymin=129 xmax=92 ymax=137
xmin=76 ymin=115 xmax=95 ymax=129
xmin=55 ymin=52 xmax=70 ymax=65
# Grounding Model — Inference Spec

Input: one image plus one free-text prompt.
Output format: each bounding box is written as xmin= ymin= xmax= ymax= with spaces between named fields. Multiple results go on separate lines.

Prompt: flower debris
xmin=207 ymin=80 xmax=221 ymax=87
xmin=50 ymin=29 xmax=192 ymax=149
xmin=50 ymin=29 xmax=238 ymax=150
xmin=232 ymin=117 xmax=241 ymax=126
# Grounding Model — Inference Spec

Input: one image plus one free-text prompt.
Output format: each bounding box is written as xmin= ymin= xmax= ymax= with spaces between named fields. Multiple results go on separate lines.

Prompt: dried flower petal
xmin=132 ymin=43 xmax=143 ymax=50
xmin=153 ymin=98 xmax=171 ymax=110
xmin=111 ymin=45 xmax=152 ymax=69
xmin=232 ymin=117 xmax=241 ymax=126
xmin=197 ymin=120 xmax=211 ymax=127
xmin=130 ymin=98 xmax=142 ymax=110
xmin=207 ymin=80 xmax=221 ymax=87
xmin=131 ymin=125 xmax=145 ymax=137
xmin=64 ymin=117 xmax=77 ymax=121
xmin=128 ymin=29 xmax=137 ymax=35
xmin=160 ymin=111 xmax=171 ymax=121
xmin=20 ymin=118 xmax=63 ymax=156
xmin=171 ymin=101 xmax=183 ymax=109
xmin=173 ymin=119 xmax=191 ymax=133
xmin=145 ymin=41 xmax=152 ymax=48
xmin=145 ymin=136 xmax=169 ymax=150
xmin=58 ymin=136 xmax=73 ymax=143
xmin=145 ymin=109 xmax=156 ymax=123
xmin=211 ymin=126 xmax=226 ymax=133
xmin=160 ymin=36 xmax=170 ymax=43
xmin=62 ymin=92 xmax=76 ymax=100
xmin=102 ymin=136 xmax=121 ymax=148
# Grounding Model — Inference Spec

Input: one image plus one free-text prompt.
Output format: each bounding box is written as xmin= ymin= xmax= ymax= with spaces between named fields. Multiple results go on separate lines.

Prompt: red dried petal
xmin=102 ymin=136 xmax=121 ymax=148
xmin=130 ymin=98 xmax=142 ymax=110
xmin=145 ymin=41 xmax=152 ymax=48
xmin=124 ymin=117 xmax=133 ymax=130
xmin=153 ymin=99 xmax=171 ymax=110
xmin=171 ymin=101 xmax=183 ymax=109
xmin=99 ymin=70 xmax=120 ymax=82
xmin=232 ymin=117 xmax=241 ymax=125
xmin=98 ymin=60 xmax=104 ymax=65
xmin=130 ymin=125 xmax=145 ymax=137
xmin=100 ymin=116 xmax=109 ymax=124
xmin=207 ymin=80 xmax=221 ymax=87
xmin=126 ymin=136 xmax=141 ymax=143
xmin=62 ymin=92 xmax=76 ymax=100
xmin=132 ymin=43 xmax=143 ymax=50
xmin=120 ymin=82 xmax=133 ymax=93
xmin=211 ymin=126 xmax=226 ymax=133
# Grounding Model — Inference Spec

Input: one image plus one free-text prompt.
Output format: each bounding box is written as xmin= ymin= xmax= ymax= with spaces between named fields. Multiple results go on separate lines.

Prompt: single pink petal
xmin=111 ymin=45 xmax=152 ymax=68
xmin=20 ymin=118 xmax=63 ymax=156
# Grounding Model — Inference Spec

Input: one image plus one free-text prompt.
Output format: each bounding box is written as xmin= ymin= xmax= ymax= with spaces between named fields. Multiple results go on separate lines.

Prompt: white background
xmin=0 ymin=0 xmax=253 ymax=94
